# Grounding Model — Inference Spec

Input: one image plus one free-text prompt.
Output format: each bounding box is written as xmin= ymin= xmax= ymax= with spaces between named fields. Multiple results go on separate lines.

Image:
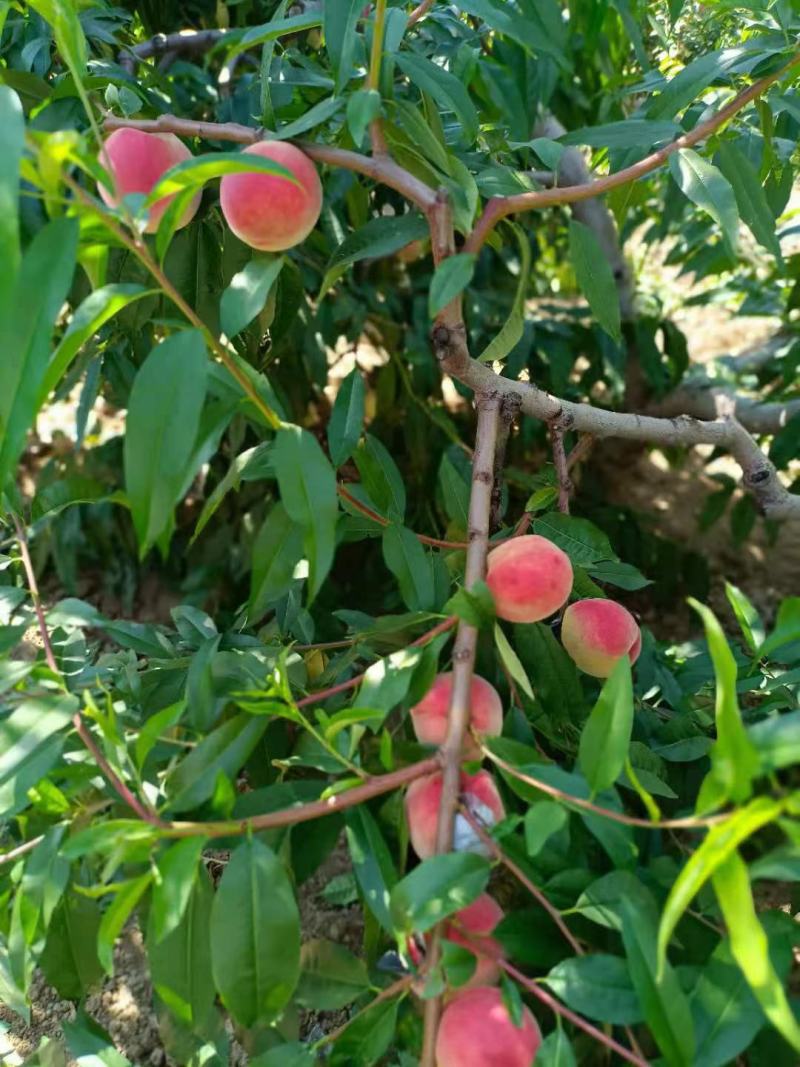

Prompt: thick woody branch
xmin=420 ymin=391 xmax=501 ymax=1066
xmin=651 ymin=383 xmax=800 ymax=435
xmin=408 ymin=0 xmax=436 ymax=27
xmin=101 ymin=113 xmax=437 ymax=211
xmin=119 ymin=29 xmax=228 ymax=74
xmin=432 ymin=335 xmax=800 ymax=521
xmin=465 ymin=52 xmax=800 ymax=253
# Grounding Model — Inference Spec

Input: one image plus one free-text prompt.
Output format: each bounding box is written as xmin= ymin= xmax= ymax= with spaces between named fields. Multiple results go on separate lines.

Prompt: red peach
xmin=410 ymin=673 xmax=503 ymax=758
xmin=436 ymin=986 xmax=541 ymax=1067
xmin=219 ymin=141 xmax=322 ymax=251
xmin=98 ymin=129 xmax=200 ymax=233
xmin=405 ymin=770 xmax=505 ymax=860
xmin=486 ymin=535 xmax=573 ymax=624
xmin=561 ymin=598 xmax=641 ymax=678
xmin=443 ymin=893 xmax=505 ymax=989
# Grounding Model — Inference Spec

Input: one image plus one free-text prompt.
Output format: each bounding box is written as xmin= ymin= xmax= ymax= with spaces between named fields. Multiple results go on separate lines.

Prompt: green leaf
xmin=428 ymin=253 xmax=476 ymax=317
xmin=579 ymin=658 xmax=634 ymax=794
xmin=345 ymin=806 xmax=398 ymax=932
xmin=712 ymin=850 xmax=800 ymax=1053
xmin=513 ymin=622 xmax=584 ymax=723
xmin=220 ymin=256 xmax=284 ymax=339
xmin=347 ymin=88 xmax=382 ymax=146
xmin=166 ymin=713 xmax=268 ymax=813
xmin=724 ymin=581 xmax=764 ymax=654
xmin=148 ymin=866 xmax=216 ymax=1031
xmin=228 ymin=12 xmax=323 ymax=58
xmin=355 ymin=434 xmax=406 ymax=520
xmin=296 ymin=940 xmax=370 ymax=1010
xmin=457 ymin=0 xmax=567 ymax=65
xmin=382 ymin=525 xmax=434 ymax=611
xmin=40 ymin=892 xmax=103 ymax=1000
xmin=351 ymin=645 xmax=425 ymax=717
xmin=151 ymin=837 xmax=208 ymax=944
xmin=275 ymin=96 xmax=346 ymax=140
xmin=0 ymin=694 xmax=76 ymax=818
xmin=41 ymin=284 xmax=154 ymax=403
xmin=477 ymin=223 xmax=531 ymax=363
xmin=325 ymin=0 xmax=363 ymax=92
xmin=494 ymin=623 xmax=534 ymax=700
xmin=438 ymin=453 xmax=470 ymax=527
xmin=562 ymin=119 xmax=680 ymax=148
xmin=273 ymin=424 xmax=339 ymax=602
xmin=716 ymin=140 xmax=780 ymax=259
xmin=210 ymin=837 xmax=300 ymax=1028
xmin=149 ymin=151 xmax=299 ymax=200
xmin=748 ymin=711 xmax=800 ymax=772
xmin=533 ymin=512 xmax=615 ymax=566
xmin=536 ymin=1028 xmax=578 ymax=1067
xmin=689 ymin=599 xmax=760 ymax=809
xmin=329 ymin=995 xmax=399 ymax=1067
xmin=669 ymin=149 xmax=739 ymax=256
xmin=648 ymin=47 xmax=755 ymax=120
xmin=97 ymin=874 xmax=152 ymax=974
xmin=320 ymin=213 xmax=429 ymax=297
xmin=586 ymin=560 xmax=651 ymax=590
xmin=620 ymin=897 xmax=695 ymax=1066
xmin=328 ymin=369 xmax=366 ymax=468
xmin=524 ymin=799 xmax=568 ymax=857
xmin=568 ymin=219 xmax=622 ymax=343
xmin=0 ymin=86 xmax=24 ymax=296
xmin=0 ymin=217 xmax=78 ymax=492
xmin=395 ymin=53 xmax=479 ymax=144
xmin=389 ymin=853 xmax=490 ymax=935
xmin=756 ymin=595 xmax=800 ymax=659
xmin=249 ymin=502 xmax=305 ymax=622
xmin=27 ymin=0 xmax=87 ymax=92
xmin=657 ymin=796 xmax=784 ymax=967
xmin=545 ymin=955 xmax=642 ymax=1025
xmin=124 ymin=330 xmax=208 ymax=555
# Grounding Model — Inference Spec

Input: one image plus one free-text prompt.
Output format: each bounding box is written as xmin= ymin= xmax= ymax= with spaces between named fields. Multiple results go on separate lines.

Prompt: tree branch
xmin=651 ymin=382 xmax=800 ymax=435
xmin=118 ymin=28 xmax=229 ymax=74
xmin=166 ymin=756 xmax=441 ymax=838
xmin=420 ymin=389 xmax=501 ymax=1067
xmin=101 ymin=114 xmax=437 ymax=211
xmin=549 ymin=416 xmax=572 ymax=514
xmin=464 ymin=51 xmax=800 ymax=254
xmin=407 ymin=0 xmax=436 ymax=27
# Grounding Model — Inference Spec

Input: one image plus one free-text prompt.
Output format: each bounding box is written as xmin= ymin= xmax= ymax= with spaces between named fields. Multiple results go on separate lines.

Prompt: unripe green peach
xmin=561 ymin=598 xmax=641 ymax=678
xmin=410 ymin=673 xmax=503 ymax=758
xmin=405 ymin=770 xmax=505 ymax=860
xmin=436 ymin=986 xmax=541 ymax=1067
xmin=97 ymin=129 xmax=200 ymax=233
xmin=219 ymin=140 xmax=322 ymax=251
xmin=486 ymin=535 xmax=573 ymax=624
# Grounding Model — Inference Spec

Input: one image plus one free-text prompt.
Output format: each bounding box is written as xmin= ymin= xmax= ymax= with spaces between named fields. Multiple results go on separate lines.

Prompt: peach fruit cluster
xmin=98 ymin=129 xmax=322 ymax=250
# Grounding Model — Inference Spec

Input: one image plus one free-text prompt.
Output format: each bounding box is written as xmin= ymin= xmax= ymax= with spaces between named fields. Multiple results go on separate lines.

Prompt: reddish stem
xmin=458 ymin=804 xmax=584 ymax=956
xmin=500 ymin=959 xmax=651 ymax=1067
xmin=337 ymin=484 xmax=467 ymax=549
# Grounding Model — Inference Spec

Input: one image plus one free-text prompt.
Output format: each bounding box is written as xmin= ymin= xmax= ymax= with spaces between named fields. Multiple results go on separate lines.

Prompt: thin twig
xmin=295 ymin=615 xmax=457 ymax=708
xmin=315 ymin=976 xmax=414 ymax=1048
xmin=420 ymin=391 xmax=501 ymax=1067
xmin=13 ymin=515 xmax=161 ymax=826
xmin=337 ymin=484 xmax=467 ymax=549
xmin=464 ymin=51 xmax=800 ymax=253
xmin=549 ymin=417 xmax=572 ymax=514
xmin=566 ymin=433 xmax=595 ymax=471
xmin=408 ymin=0 xmax=436 ymax=26
xmin=0 ymin=836 xmax=45 ymax=867
xmin=483 ymin=746 xmax=729 ymax=829
xmin=458 ymin=804 xmax=584 ymax=956
xmin=500 ymin=959 xmax=652 ymax=1067
xmin=165 ymin=756 xmax=441 ymax=838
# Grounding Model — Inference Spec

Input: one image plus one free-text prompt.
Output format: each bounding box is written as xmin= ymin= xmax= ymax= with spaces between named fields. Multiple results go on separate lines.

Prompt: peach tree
xmin=1 ymin=0 xmax=800 ymax=1064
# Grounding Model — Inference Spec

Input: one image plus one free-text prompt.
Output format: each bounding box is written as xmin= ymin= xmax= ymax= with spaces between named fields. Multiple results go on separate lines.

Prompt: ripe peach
xmin=405 ymin=770 xmax=505 ymax=860
xmin=436 ymin=986 xmax=541 ymax=1067
xmin=561 ymin=598 xmax=641 ymax=678
xmin=97 ymin=129 xmax=200 ymax=233
xmin=486 ymin=535 xmax=573 ymax=624
xmin=410 ymin=673 xmax=503 ymax=758
xmin=219 ymin=141 xmax=322 ymax=251
xmin=443 ymin=893 xmax=505 ymax=988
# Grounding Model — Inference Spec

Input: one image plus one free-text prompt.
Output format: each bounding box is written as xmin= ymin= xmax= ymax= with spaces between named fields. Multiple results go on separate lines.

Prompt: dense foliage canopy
xmin=1 ymin=1 xmax=800 ymax=1065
